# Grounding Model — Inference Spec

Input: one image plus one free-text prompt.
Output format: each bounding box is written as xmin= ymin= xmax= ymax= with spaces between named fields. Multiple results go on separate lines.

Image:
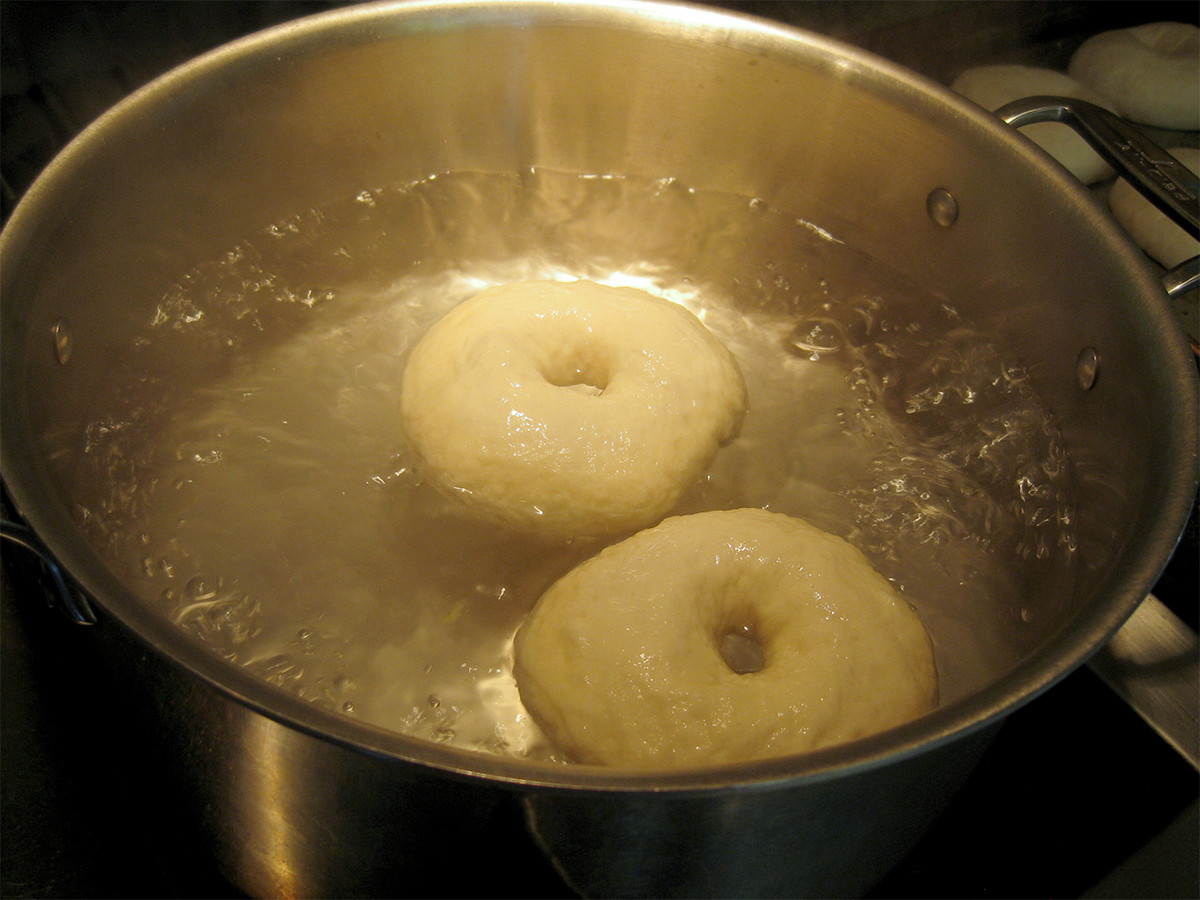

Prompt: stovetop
xmin=2 ymin=3 xmax=1197 ymax=898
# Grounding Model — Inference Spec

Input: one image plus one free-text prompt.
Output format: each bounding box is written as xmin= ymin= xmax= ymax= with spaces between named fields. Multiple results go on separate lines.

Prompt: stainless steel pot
xmin=2 ymin=2 xmax=1196 ymax=897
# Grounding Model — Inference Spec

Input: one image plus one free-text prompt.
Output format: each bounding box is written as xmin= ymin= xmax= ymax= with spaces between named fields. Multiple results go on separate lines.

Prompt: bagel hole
xmin=718 ymin=624 xmax=766 ymax=675
xmin=542 ymin=362 xmax=608 ymax=396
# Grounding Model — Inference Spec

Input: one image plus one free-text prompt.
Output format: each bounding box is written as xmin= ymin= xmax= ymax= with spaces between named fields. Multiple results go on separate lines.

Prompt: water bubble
xmin=299 ymin=288 xmax=336 ymax=308
xmin=252 ymin=654 xmax=304 ymax=687
xmin=786 ymin=319 xmax=843 ymax=357
xmin=215 ymin=596 xmax=262 ymax=645
xmin=265 ymin=219 xmax=301 ymax=238
xmin=184 ymin=574 xmax=220 ymax=601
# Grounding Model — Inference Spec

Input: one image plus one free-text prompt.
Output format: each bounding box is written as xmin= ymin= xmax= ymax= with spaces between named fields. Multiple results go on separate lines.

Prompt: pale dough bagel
xmin=1068 ymin=23 xmax=1200 ymax=130
xmin=1109 ymin=146 xmax=1200 ymax=268
xmin=513 ymin=508 xmax=938 ymax=768
xmin=400 ymin=281 xmax=747 ymax=539
xmin=951 ymin=65 xmax=1116 ymax=183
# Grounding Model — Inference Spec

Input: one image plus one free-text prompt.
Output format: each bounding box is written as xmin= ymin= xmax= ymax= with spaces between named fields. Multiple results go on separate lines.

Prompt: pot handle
xmin=1087 ymin=593 xmax=1199 ymax=771
xmin=994 ymin=96 xmax=1199 ymax=240
xmin=1163 ymin=257 xmax=1199 ymax=300
xmin=1 ymin=519 xmax=97 ymax=625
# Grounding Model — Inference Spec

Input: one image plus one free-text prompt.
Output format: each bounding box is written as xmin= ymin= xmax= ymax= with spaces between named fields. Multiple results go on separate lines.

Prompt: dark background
xmin=3 ymin=3 xmax=1197 ymax=898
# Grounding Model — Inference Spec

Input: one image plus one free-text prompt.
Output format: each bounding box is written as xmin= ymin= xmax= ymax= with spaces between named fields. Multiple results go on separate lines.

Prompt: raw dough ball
xmin=1068 ymin=23 xmax=1200 ymax=131
xmin=951 ymin=65 xmax=1116 ymax=183
xmin=401 ymin=281 xmax=747 ymax=539
xmin=514 ymin=508 xmax=938 ymax=768
xmin=1109 ymin=146 xmax=1200 ymax=268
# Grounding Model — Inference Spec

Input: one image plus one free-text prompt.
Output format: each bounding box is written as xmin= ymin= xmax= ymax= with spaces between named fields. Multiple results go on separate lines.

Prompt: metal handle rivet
xmin=1076 ymin=347 xmax=1099 ymax=390
xmin=52 ymin=318 xmax=72 ymax=365
xmin=926 ymin=188 xmax=958 ymax=227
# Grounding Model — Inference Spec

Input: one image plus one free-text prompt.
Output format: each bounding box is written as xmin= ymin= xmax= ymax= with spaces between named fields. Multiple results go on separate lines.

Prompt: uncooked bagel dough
xmin=401 ymin=280 xmax=747 ymax=539
xmin=1068 ymin=23 xmax=1200 ymax=131
xmin=513 ymin=508 xmax=938 ymax=768
xmin=951 ymin=65 xmax=1117 ymax=184
xmin=1109 ymin=146 xmax=1200 ymax=269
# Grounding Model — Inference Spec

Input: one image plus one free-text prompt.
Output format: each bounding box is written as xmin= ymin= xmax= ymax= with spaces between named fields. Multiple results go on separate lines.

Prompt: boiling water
xmin=67 ymin=170 xmax=1077 ymax=761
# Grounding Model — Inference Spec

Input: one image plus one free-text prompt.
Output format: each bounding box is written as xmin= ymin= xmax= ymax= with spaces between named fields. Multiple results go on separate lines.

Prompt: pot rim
xmin=2 ymin=0 xmax=1197 ymax=795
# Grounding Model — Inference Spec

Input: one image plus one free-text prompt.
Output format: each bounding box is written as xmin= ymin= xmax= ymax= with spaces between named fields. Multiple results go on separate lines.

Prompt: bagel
xmin=1109 ymin=146 xmax=1200 ymax=268
xmin=513 ymin=508 xmax=938 ymax=768
xmin=400 ymin=280 xmax=747 ymax=539
xmin=950 ymin=65 xmax=1116 ymax=183
xmin=1068 ymin=23 xmax=1200 ymax=130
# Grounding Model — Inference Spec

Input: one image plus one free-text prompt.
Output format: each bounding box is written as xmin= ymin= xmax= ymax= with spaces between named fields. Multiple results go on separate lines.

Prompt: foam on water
xmin=64 ymin=169 xmax=1078 ymax=760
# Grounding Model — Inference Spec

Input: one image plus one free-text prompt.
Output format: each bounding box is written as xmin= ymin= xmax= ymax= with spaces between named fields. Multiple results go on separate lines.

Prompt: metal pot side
xmin=1 ymin=2 xmax=1196 ymax=897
